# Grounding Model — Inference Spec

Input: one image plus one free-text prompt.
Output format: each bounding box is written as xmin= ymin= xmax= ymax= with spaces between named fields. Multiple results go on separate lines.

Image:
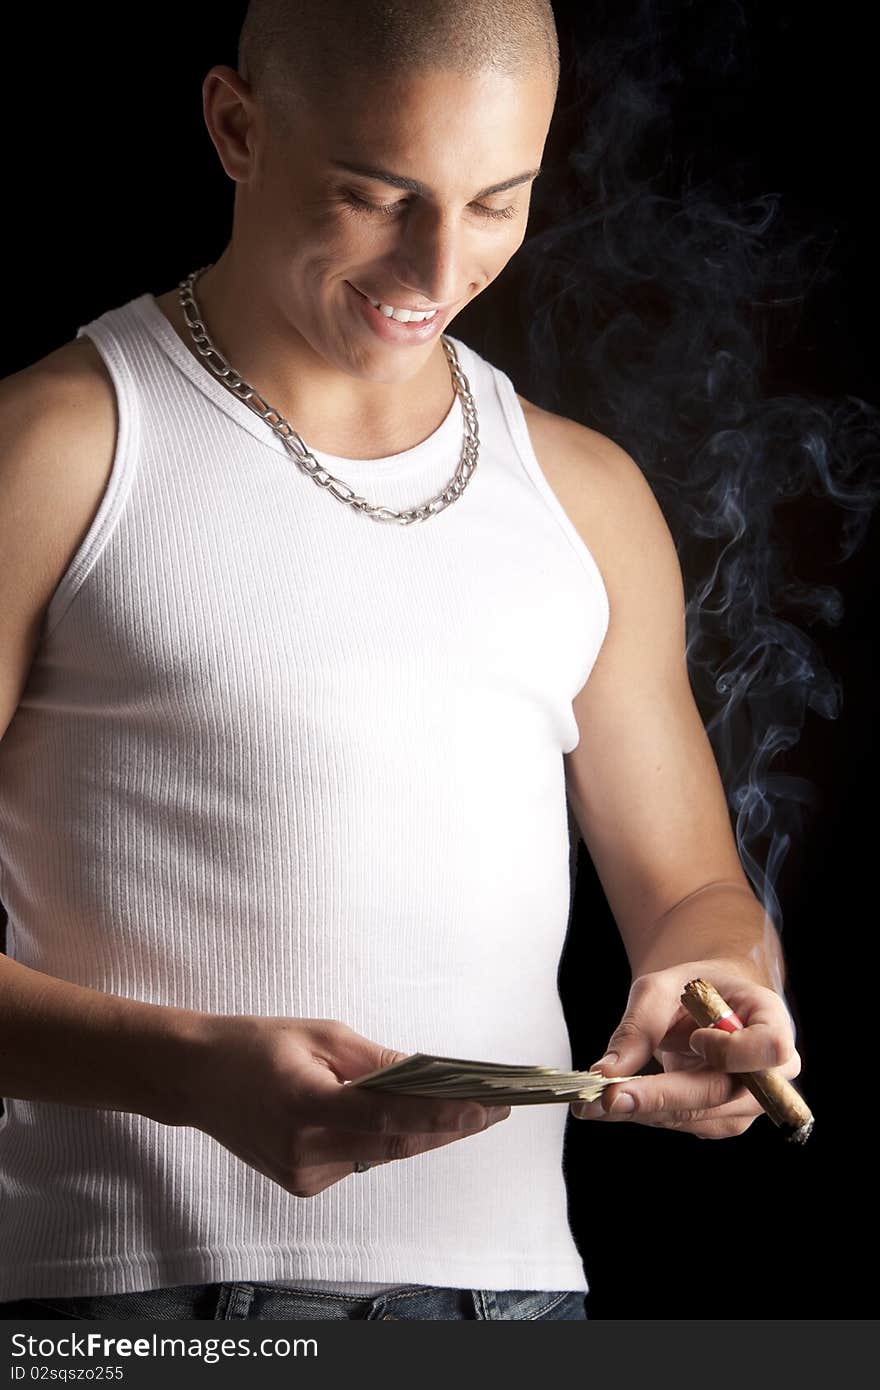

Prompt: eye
xmin=343 ymin=191 xmax=517 ymax=221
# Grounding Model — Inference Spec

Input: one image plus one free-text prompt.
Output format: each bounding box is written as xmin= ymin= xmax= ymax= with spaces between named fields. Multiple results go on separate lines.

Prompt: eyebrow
xmin=329 ymin=159 xmax=543 ymax=200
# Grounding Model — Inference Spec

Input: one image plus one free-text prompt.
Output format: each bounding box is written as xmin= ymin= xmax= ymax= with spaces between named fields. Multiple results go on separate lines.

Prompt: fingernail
xmin=572 ymin=1100 xmax=603 ymax=1120
xmin=486 ymin=1106 xmax=511 ymax=1124
xmin=609 ymin=1092 xmax=635 ymax=1114
xmin=459 ymin=1106 xmax=488 ymax=1128
xmin=590 ymin=1052 xmax=619 ymax=1071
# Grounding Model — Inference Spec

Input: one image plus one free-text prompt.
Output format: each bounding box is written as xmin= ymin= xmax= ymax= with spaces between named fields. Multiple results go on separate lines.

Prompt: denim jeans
xmin=0 ymin=1281 xmax=587 ymax=1321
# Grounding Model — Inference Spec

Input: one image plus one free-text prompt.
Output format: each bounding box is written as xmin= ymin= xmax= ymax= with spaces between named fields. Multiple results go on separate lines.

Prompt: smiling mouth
xmin=350 ymin=284 xmax=445 ymax=316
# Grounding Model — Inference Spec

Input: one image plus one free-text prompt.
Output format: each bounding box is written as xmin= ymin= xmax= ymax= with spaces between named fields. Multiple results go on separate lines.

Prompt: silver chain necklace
xmin=177 ymin=265 xmax=481 ymax=525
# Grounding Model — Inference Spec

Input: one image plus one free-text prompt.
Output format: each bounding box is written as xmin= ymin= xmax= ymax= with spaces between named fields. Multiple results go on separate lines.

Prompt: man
xmin=0 ymin=0 xmax=800 ymax=1321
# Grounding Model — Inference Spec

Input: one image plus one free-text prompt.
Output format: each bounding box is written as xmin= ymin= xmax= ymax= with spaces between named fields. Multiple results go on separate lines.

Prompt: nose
xmin=393 ymin=204 xmax=472 ymax=310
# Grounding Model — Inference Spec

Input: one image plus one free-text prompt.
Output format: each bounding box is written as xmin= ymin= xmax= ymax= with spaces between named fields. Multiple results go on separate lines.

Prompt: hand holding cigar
xmin=571 ymin=965 xmax=811 ymax=1139
xmin=681 ymin=978 xmax=814 ymax=1144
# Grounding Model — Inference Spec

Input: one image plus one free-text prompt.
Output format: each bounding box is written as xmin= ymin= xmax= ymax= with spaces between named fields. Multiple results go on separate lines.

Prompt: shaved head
xmin=237 ymin=0 xmax=560 ymax=129
xmin=182 ymin=0 xmax=558 ymax=428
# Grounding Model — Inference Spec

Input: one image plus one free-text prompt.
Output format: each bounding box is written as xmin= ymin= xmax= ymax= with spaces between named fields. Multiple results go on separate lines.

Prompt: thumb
xmin=301 ymin=1027 xmax=418 ymax=1131
xmin=590 ymin=977 xmax=678 ymax=1078
xmin=316 ymin=1023 xmax=413 ymax=1084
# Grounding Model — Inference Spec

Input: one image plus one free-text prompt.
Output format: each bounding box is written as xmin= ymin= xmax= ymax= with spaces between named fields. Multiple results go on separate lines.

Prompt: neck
xmin=155 ymin=251 xmax=455 ymax=459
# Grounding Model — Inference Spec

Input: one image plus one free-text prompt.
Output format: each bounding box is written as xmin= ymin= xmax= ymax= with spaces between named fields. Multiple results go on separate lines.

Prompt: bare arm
xmin=618 ymin=879 xmax=785 ymax=988
xmin=0 ymin=953 xmax=210 ymax=1125
xmin=0 ymin=358 xmax=186 ymax=1115
xmin=524 ymin=413 xmax=801 ymax=1134
xmin=547 ymin=421 xmax=779 ymax=982
xmin=0 ymin=355 xmax=508 ymax=1196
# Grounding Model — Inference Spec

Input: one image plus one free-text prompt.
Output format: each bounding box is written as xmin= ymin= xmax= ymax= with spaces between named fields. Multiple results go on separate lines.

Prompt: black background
xmin=4 ymin=2 xmax=877 ymax=1319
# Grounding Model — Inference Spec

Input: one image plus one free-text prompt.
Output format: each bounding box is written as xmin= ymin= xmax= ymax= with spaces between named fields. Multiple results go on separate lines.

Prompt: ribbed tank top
xmin=0 ymin=291 xmax=609 ymax=1301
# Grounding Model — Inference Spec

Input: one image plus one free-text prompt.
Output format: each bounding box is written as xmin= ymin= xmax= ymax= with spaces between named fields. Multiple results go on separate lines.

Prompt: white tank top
xmin=0 ymin=291 xmax=609 ymax=1300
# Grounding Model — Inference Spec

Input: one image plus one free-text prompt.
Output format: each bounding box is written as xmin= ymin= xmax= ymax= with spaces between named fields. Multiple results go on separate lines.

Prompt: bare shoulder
xmin=0 ymin=335 xmax=119 ymax=563
xmin=1 ymin=334 xmax=117 ymax=431
xmin=514 ymin=390 xmax=647 ymax=508
xmin=513 ymin=390 xmax=626 ymax=489
xmin=513 ymin=397 xmax=749 ymax=945
xmin=512 ymin=392 xmax=677 ymax=609
xmin=0 ymin=336 xmax=118 ymax=738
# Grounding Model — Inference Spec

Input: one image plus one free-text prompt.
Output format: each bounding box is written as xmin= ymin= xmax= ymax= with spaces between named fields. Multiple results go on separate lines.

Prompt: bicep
xmin=0 ymin=356 xmax=116 ymax=743
xmin=562 ymin=437 xmax=749 ymax=950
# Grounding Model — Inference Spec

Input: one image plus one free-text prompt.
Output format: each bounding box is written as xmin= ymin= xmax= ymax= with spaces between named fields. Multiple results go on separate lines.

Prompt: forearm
xmin=619 ymin=882 xmax=787 ymax=992
xmin=0 ymin=953 xmax=212 ymax=1126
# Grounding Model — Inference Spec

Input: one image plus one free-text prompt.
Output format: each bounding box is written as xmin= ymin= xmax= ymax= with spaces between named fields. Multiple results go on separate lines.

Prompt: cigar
xmin=681 ymin=979 xmax=814 ymax=1145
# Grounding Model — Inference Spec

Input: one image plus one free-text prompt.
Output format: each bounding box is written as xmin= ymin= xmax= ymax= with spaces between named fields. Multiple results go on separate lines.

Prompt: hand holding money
xmin=346 ymin=1051 xmax=642 ymax=1105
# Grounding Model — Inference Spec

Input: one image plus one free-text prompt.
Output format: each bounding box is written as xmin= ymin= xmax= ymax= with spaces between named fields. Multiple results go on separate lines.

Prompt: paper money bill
xmin=346 ymin=1052 xmax=642 ymax=1106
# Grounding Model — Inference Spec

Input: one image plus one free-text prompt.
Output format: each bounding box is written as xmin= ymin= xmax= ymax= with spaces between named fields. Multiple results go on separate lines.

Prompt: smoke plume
xmin=492 ymin=0 xmax=880 ymax=998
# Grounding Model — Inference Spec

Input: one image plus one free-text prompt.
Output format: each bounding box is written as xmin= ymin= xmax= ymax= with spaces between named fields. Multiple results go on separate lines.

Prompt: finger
xmin=592 ymin=974 xmax=693 ymax=1077
xmin=296 ymin=1141 xmax=475 ymax=1199
xmin=662 ymin=1114 xmax=759 ymax=1139
xmin=618 ymin=1090 xmax=765 ymax=1123
xmin=612 ymin=1039 xmax=802 ymax=1117
xmin=281 ymin=1158 xmax=397 ymax=1198
xmin=688 ymin=1010 xmax=800 ymax=1073
xmin=295 ymin=1111 xmax=511 ymax=1166
xmin=303 ymin=1027 xmax=498 ymax=1133
xmin=603 ymin=1067 xmax=751 ymax=1117
xmin=682 ymin=976 xmax=799 ymax=1069
xmin=573 ymin=1085 xmax=765 ymax=1124
xmin=571 ymin=1050 xmax=801 ymax=1122
xmin=304 ymin=1065 xmax=499 ymax=1135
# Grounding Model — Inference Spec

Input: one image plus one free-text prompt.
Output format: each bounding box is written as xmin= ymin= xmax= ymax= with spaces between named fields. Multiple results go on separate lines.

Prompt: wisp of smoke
xmin=497 ymin=0 xmax=880 ymax=998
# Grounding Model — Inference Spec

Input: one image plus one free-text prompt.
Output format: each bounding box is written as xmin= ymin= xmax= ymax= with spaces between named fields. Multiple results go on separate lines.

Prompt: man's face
xmin=227 ymin=65 xmax=556 ymax=383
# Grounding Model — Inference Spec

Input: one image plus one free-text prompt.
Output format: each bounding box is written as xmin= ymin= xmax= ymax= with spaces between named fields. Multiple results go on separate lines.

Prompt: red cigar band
xmin=711 ymin=1007 xmax=744 ymax=1034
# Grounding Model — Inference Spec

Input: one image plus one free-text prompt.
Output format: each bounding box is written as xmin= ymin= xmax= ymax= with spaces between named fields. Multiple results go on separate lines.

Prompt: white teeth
xmin=368 ymin=298 xmax=437 ymax=323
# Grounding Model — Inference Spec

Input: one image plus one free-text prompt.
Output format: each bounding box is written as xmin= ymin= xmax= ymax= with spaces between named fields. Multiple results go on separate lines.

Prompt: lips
xmin=351 ymin=285 xmax=441 ymax=315
xmin=346 ymin=281 xmax=446 ymax=345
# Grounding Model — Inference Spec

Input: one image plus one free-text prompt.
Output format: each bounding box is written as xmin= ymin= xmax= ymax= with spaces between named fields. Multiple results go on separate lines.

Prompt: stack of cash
xmin=346 ymin=1052 xmax=641 ymax=1106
